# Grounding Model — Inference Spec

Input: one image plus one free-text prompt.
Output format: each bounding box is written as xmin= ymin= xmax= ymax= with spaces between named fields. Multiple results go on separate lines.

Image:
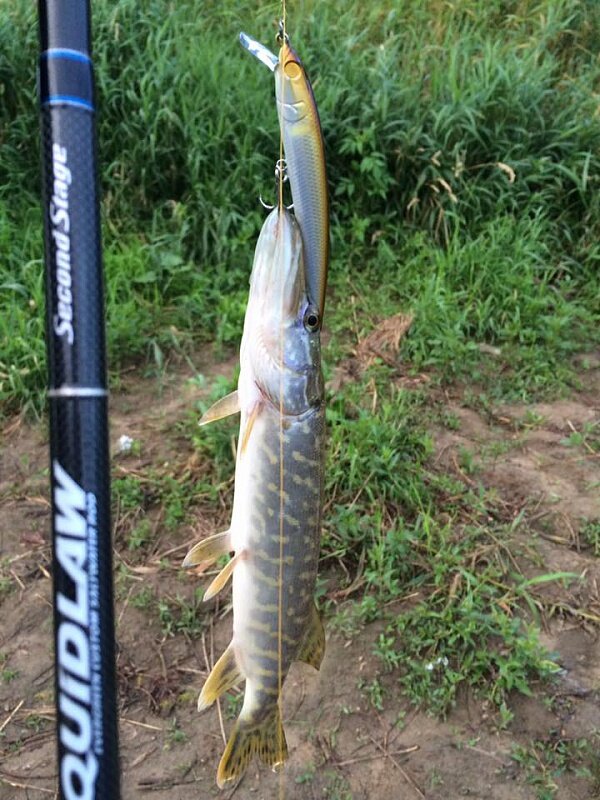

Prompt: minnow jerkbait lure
xmin=240 ymin=28 xmax=330 ymax=321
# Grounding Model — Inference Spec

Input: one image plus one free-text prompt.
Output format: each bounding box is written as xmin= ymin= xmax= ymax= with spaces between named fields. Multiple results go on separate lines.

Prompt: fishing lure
xmin=240 ymin=27 xmax=330 ymax=320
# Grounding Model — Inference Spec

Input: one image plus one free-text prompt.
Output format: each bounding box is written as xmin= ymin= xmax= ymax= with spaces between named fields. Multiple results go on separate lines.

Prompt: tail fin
xmin=216 ymin=707 xmax=288 ymax=788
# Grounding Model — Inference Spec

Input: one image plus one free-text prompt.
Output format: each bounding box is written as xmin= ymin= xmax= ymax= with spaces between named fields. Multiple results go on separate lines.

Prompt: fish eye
xmin=303 ymin=306 xmax=320 ymax=332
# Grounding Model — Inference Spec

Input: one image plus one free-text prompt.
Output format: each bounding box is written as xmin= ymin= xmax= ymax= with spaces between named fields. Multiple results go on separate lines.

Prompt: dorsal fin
xmin=296 ymin=602 xmax=325 ymax=670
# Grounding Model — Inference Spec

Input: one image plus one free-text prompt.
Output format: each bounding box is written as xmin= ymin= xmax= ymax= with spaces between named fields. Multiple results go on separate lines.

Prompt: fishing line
xmin=277 ymin=2 xmax=287 ymax=798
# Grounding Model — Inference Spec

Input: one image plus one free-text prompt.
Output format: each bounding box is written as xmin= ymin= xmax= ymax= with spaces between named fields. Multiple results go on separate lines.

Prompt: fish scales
xmin=233 ymin=403 xmax=324 ymax=707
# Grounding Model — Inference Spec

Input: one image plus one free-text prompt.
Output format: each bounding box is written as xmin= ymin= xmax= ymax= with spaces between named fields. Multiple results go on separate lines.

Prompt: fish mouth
xmin=249 ymin=208 xmax=305 ymax=319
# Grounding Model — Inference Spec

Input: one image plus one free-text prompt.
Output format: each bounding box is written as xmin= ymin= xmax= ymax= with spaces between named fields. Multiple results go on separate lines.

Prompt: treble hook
xmin=259 ymin=157 xmax=294 ymax=211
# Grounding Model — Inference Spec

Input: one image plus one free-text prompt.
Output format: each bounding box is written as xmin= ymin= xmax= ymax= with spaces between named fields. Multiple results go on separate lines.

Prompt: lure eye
xmin=303 ymin=306 xmax=320 ymax=332
xmin=284 ymin=60 xmax=302 ymax=79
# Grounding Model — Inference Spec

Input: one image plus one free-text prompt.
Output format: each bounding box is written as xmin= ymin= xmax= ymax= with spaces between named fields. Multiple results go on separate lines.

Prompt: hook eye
xmin=276 ymin=19 xmax=290 ymax=46
xmin=274 ymin=158 xmax=289 ymax=183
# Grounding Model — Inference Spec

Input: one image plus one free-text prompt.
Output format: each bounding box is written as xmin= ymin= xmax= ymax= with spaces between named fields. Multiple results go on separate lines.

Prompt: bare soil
xmin=1 ymin=353 xmax=599 ymax=799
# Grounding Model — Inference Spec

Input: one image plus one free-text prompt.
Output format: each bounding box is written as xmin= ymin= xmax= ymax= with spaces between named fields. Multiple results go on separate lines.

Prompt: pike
xmin=184 ymin=207 xmax=326 ymax=788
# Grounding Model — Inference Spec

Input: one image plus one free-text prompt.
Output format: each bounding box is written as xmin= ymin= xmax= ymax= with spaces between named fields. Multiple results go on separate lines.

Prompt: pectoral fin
xmin=203 ymin=552 xmax=242 ymax=601
xmin=182 ymin=529 xmax=231 ymax=569
xmin=239 ymin=401 xmax=262 ymax=455
xmin=199 ymin=391 xmax=240 ymax=426
xmin=296 ymin=602 xmax=325 ymax=670
xmin=198 ymin=643 xmax=243 ymax=712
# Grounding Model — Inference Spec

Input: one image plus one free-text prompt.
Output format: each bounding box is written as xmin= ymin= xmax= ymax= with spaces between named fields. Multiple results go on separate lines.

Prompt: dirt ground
xmin=1 ymin=353 xmax=599 ymax=799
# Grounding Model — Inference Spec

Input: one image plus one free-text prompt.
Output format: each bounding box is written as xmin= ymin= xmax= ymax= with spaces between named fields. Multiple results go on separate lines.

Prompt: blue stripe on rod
xmin=41 ymin=47 xmax=92 ymax=64
xmin=42 ymin=94 xmax=94 ymax=111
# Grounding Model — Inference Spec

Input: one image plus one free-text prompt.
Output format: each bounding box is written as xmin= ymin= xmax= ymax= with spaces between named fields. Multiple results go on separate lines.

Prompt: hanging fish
xmin=240 ymin=27 xmax=330 ymax=319
xmin=184 ymin=207 xmax=326 ymax=788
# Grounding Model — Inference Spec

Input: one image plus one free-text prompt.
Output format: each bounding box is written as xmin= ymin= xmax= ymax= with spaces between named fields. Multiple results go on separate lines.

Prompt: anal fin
xmin=182 ymin=529 xmax=232 ymax=569
xmin=199 ymin=390 xmax=240 ymax=426
xmin=296 ymin=602 xmax=325 ymax=670
xmin=203 ymin=551 xmax=242 ymax=601
xmin=198 ymin=643 xmax=243 ymax=712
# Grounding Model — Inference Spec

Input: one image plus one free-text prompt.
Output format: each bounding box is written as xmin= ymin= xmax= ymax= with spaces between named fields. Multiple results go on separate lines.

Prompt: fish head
xmin=244 ymin=208 xmax=323 ymax=415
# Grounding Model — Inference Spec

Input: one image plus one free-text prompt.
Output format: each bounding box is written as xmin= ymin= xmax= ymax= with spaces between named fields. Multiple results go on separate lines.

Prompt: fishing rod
xmin=38 ymin=2 xmax=121 ymax=797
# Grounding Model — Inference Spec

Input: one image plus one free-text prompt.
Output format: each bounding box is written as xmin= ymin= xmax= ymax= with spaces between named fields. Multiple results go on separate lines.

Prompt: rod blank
xmin=38 ymin=2 xmax=121 ymax=797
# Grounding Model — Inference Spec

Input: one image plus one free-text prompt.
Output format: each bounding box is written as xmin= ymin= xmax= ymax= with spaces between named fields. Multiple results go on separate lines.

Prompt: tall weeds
xmin=1 ymin=0 xmax=598 ymax=413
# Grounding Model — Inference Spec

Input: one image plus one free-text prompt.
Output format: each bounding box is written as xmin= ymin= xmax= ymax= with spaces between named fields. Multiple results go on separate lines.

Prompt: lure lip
xmin=239 ymin=32 xmax=278 ymax=72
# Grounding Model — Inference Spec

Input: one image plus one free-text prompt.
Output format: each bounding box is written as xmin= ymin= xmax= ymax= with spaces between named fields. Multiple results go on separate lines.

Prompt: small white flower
xmin=118 ymin=434 xmax=134 ymax=454
xmin=425 ymin=656 xmax=449 ymax=672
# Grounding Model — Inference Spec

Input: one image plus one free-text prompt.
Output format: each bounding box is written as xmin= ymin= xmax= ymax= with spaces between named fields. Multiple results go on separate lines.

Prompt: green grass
xmin=112 ymin=463 xmax=215 ymax=550
xmin=164 ymin=717 xmax=189 ymax=748
xmin=580 ymin=519 xmax=600 ymax=556
xmin=157 ymin=590 xmax=207 ymax=638
xmin=319 ymin=363 xmax=568 ymax=715
xmin=560 ymin=421 xmax=600 ymax=452
xmin=1 ymin=667 xmax=19 ymax=684
xmin=1 ymin=0 xmax=599 ymax=415
xmin=512 ymin=734 xmax=600 ymax=799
